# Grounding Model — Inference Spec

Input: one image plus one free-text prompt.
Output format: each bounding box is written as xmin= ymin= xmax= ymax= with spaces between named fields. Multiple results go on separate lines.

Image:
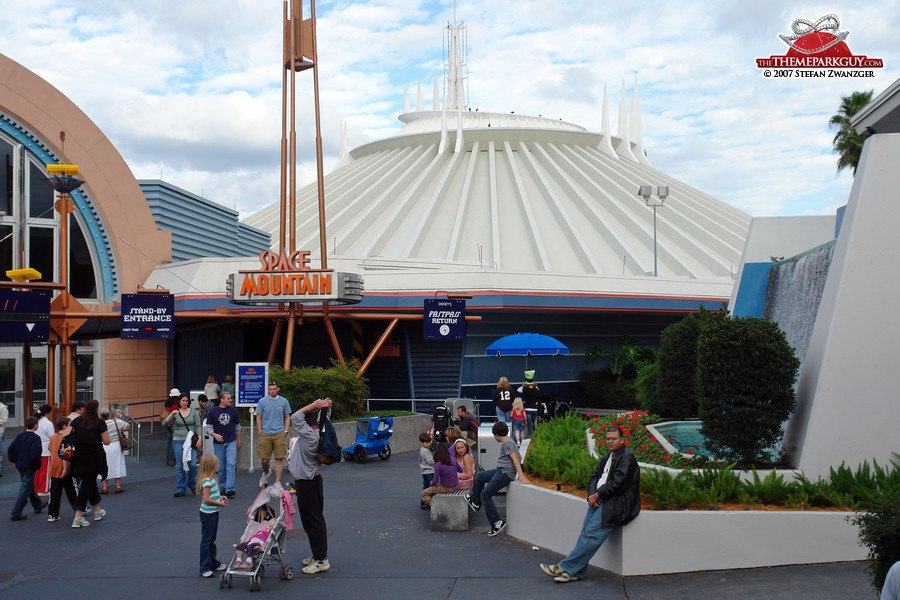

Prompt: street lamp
xmin=638 ymin=185 xmax=668 ymax=277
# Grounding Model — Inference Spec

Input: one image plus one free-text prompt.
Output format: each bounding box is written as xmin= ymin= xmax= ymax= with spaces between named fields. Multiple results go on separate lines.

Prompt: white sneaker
xmin=94 ymin=508 xmax=107 ymax=521
xmin=201 ymin=571 xmax=213 ymax=578
xmin=301 ymin=556 xmax=315 ymax=566
xmin=258 ymin=470 xmax=270 ymax=488
xmin=71 ymin=518 xmax=91 ymax=528
xmin=301 ymin=558 xmax=330 ymax=574
xmin=47 ymin=515 xmax=60 ymax=522
xmin=487 ymin=519 xmax=507 ymax=536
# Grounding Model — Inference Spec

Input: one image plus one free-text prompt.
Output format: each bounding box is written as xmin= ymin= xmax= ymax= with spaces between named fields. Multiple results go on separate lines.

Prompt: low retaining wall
xmin=236 ymin=413 xmax=431 ymax=469
xmin=506 ymin=482 xmax=865 ymax=576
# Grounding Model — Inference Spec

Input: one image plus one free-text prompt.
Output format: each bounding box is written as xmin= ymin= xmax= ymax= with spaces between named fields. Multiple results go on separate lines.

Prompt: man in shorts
xmin=255 ymin=382 xmax=291 ymax=488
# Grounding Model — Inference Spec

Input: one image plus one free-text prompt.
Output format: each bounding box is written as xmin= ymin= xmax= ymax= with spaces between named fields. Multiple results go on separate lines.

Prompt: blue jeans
xmin=213 ymin=441 xmax=237 ymax=493
xmin=558 ymin=503 xmax=616 ymax=577
xmin=472 ymin=468 xmax=512 ymax=526
xmin=11 ymin=469 xmax=42 ymax=517
xmin=0 ymin=435 xmax=4 ymax=475
xmin=173 ymin=439 xmax=197 ymax=493
xmin=526 ymin=413 xmax=536 ymax=436
xmin=495 ymin=408 xmax=511 ymax=423
xmin=199 ymin=511 xmax=221 ymax=574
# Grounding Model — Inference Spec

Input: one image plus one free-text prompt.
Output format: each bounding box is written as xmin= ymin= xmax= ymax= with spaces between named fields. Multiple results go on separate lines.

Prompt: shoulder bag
xmin=115 ymin=418 xmax=131 ymax=451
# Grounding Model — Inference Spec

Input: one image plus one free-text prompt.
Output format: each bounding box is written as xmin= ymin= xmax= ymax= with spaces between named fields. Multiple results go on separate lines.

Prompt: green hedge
xmin=656 ymin=312 xmax=701 ymax=418
xmin=269 ymin=363 xmax=368 ymax=421
xmin=696 ymin=316 xmax=799 ymax=464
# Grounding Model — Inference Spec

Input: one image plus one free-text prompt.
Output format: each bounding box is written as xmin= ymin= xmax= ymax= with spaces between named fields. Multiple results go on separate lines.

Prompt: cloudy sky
xmin=4 ymin=1 xmax=898 ymax=221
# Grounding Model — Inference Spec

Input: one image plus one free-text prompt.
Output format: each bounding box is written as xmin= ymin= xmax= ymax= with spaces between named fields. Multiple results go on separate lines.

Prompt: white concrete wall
xmin=788 ymin=134 xmax=900 ymax=477
xmin=507 ymin=482 xmax=864 ymax=576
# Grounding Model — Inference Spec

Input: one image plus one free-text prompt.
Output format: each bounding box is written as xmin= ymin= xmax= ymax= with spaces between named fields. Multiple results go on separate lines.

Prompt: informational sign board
xmin=423 ymin=299 xmax=466 ymax=340
xmin=0 ymin=289 xmax=50 ymax=341
xmin=121 ymin=294 xmax=174 ymax=339
xmin=235 ymin=362 xmax=269 ymax=408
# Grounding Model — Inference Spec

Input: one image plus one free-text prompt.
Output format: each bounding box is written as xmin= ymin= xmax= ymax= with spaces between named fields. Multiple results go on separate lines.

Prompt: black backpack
xmin=316 ymin=411 xmax=342 ymax=465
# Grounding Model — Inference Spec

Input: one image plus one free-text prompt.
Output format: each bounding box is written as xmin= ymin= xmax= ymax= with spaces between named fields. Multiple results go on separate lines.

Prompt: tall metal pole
xmin=652 ymin=205 xmax=658 ymax=277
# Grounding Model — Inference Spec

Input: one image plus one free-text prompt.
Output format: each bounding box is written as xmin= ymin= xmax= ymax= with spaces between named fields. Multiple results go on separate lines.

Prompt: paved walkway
xmin=0 ymin=432 xmax=876 ymax=599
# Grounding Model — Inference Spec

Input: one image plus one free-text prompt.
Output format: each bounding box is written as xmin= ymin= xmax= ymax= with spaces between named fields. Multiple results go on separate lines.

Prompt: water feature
xmin=647 ymin=421 xmax=708 ymax=456
xmin=763 ymin=242 xmax=834 ymax=366
xmin=647 ymin=421 xmax=777 ymax=460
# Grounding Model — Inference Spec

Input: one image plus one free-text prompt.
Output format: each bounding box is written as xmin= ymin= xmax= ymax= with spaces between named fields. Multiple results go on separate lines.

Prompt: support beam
xmin=356 ymin=318 xmax=399 ymax=379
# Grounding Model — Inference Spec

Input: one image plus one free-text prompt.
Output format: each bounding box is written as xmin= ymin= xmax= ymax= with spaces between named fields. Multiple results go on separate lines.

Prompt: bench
xmin=429 ymin=489 xmax=471 ymax=531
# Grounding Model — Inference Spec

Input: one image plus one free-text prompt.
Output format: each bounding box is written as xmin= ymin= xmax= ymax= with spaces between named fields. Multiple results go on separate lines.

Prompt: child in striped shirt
xmin=197 ymin=454 xmax=228 ymax=577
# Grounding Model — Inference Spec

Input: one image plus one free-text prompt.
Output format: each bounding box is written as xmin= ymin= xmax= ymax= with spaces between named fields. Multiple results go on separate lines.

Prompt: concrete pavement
xmin=0 ymin=432 xmax=876 ymax=599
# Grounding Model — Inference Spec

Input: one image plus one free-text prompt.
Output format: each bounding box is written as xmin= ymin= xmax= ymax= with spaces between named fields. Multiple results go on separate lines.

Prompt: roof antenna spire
xmin=616 ymin=79 xmax=637 ymax=162
xmin=445 ymin=0 xmax=467 ymax=111
xmin=630 ymin=74 xmax=651 ymax=166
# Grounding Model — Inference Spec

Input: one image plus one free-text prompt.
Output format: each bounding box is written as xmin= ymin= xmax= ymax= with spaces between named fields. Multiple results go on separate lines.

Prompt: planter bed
xmin=506 ymin=481 xmax=864 ymax=576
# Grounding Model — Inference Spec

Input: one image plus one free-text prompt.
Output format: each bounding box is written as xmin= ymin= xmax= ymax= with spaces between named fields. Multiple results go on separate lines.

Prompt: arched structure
xmin=0 ymin=53 xmax=172 ymax=424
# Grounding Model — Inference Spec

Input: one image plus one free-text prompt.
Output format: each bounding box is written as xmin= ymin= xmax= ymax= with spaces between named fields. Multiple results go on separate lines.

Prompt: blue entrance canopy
xmin=484 ymin=333 xmax=569 ymax=356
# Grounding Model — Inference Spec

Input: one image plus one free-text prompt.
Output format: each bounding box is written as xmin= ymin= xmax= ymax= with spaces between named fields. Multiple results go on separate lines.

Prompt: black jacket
xmin=8 ymin=430 xmax=42 ymax=471
xmin=588 ymin=447 xmax=641 ymax=527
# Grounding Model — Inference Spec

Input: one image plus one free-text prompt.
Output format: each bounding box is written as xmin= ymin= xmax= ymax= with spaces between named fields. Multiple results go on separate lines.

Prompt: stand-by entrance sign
xmin=121 ymin=294 xmax=174 ymax=339
xmin=0 ymin=289 xmax=51 ymax=341
xmin=236 ymin=362 xmax=269 ymax=408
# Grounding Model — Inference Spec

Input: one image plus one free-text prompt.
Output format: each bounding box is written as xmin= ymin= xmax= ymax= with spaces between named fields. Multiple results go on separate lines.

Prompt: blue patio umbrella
xmin=484 ymin=333 xmax=569 ymax=368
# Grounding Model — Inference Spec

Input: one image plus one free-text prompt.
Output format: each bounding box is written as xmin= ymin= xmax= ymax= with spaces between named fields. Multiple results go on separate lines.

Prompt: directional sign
xmin=0 ymin=289 xmax=51 ymax=341
xmin=121 ymin=294 xmax=174 ymax=339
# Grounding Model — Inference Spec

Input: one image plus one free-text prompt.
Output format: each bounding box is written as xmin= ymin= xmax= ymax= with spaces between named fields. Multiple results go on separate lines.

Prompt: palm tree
xmin=829 ymin=90 xmax=874 ymax=176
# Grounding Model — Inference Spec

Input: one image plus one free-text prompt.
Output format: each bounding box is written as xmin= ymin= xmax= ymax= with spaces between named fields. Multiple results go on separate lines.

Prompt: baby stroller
xmin=536 ymin=394 xmax=572 ymax=425
xmin=220 ymin=485 xmax=293 ymax=591
xmin=430 ymin=405 xmax=452 ymax=444
xmin=342 ymin=416 xmax=393 ymax=463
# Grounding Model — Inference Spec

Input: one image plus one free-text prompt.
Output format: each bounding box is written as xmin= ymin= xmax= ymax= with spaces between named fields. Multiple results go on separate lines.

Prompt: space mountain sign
xmin=226 ymin=250 xmax=364 ymax=305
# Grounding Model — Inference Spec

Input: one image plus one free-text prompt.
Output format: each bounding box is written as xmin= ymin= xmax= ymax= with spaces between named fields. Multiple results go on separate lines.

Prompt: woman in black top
xmin=71 ymin=399 xmax=110 ymax=528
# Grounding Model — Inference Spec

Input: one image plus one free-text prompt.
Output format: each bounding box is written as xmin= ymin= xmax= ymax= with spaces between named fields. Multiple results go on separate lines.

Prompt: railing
xmin=121 ymin=398 xmax=165 ymax=436
xmin=122 ymin=416 xmax=142 ymax=462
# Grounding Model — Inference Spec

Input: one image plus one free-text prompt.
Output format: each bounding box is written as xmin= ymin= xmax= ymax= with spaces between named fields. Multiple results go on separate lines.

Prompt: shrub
xmin=741 ymin=468 xmax=796 ymax=506
xmin=850 ymin=492 xmax=900 ymax=594
xmin=656 ymin=312 xmax=701 ymax=418
xmin=580 ymin=369 xmax=637 ymax=409
xmin=696 ymin=315 xmax=799 ymax=464
xmin=526 ymin=414 xmax=595 ymax=488
xmin=684 ymin=463 xmax=743 ymax=507
xmin=639 ymin=469 xmax=695 ymax=510
xmin=269 ymin=362 xmax=368 ymax=420
xmin=634 ymin=361 xmax=659 ymax=413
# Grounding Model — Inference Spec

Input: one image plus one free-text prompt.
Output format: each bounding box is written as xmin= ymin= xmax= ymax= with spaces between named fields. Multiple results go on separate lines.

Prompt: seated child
xmin=233 ymin=519 xmax=275 ymax=569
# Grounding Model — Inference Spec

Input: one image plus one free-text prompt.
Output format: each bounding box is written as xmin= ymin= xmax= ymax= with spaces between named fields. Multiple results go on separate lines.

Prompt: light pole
xmin=638 ymin=185 xmax=668 ymax=276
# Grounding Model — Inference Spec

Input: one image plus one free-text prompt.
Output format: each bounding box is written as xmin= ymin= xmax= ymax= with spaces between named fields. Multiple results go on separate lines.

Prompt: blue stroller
xmin=342 ymin=416 xmax=393 ymax=463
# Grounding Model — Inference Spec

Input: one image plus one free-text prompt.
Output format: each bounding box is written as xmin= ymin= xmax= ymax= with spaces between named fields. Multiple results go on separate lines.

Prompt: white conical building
xmin=244 ymin=11 xmax=751 ymax=400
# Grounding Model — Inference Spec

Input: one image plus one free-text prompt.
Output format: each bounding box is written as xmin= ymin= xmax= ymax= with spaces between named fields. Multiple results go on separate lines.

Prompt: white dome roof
xmin=246 ymin=16 xmax=750 ymax=285
xmin=246 ymin=108 xmax=750 ymax=280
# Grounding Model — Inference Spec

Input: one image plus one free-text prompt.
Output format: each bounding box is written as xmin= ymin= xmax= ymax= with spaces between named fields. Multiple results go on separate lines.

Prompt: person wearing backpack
xmin=289 ymin=397 xmax=333 ymax=576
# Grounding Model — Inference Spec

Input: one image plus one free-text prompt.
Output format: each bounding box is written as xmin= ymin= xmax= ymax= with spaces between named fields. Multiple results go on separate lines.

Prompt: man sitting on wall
xmin=538 ymin=425 xmax=640 ymax=583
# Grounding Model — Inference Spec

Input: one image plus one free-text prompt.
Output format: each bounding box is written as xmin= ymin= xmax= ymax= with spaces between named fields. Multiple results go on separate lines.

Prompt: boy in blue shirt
xmin=8 ymin=416 xmax=45 ymax=520
xmin=465 ymin=421 xmax=530 ymax=536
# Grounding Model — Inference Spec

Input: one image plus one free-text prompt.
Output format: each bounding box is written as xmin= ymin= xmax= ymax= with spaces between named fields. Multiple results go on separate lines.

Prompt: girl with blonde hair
xmin=510 ymin=397 xmax=527 ymax=446
xmin=196 ymin=454 xmax=228 ymax=577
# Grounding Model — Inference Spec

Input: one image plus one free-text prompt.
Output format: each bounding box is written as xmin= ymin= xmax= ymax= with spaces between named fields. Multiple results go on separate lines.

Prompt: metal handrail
xmin=122 ymin=416 xmax=141 ymax=462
